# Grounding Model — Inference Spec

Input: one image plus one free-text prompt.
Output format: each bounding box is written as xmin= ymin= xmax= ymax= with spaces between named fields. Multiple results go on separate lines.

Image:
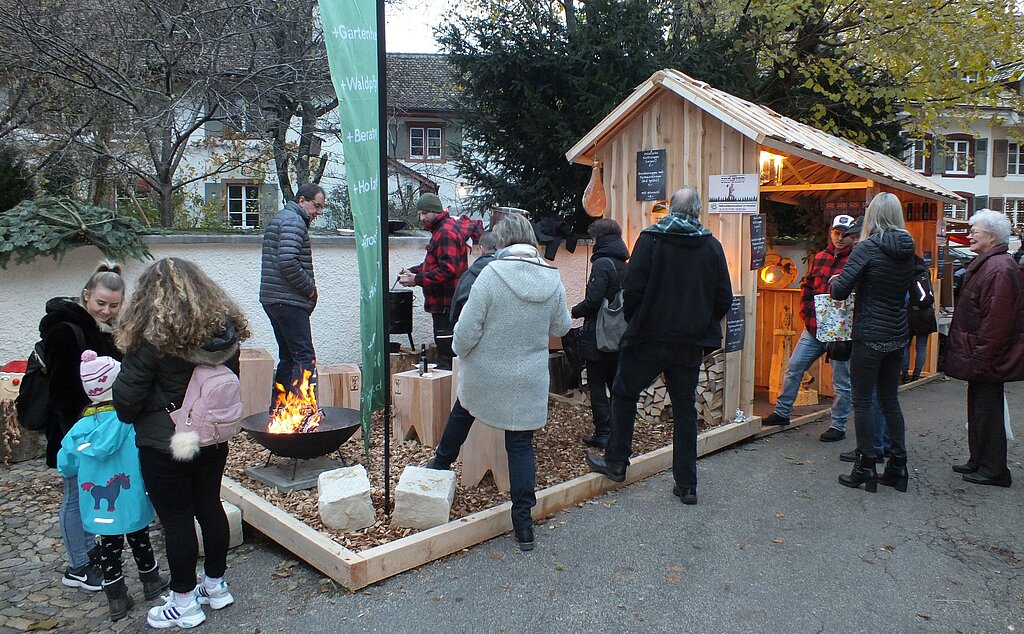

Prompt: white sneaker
xmin=146 ymin=592 xmax=206 ymax=629
xmin=196 ymin=578 xmax=234 ymax=610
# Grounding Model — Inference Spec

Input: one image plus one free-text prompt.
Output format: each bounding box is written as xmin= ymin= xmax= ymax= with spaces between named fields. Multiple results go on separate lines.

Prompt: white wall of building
xmin=0 ymin=236 xmax=593 ymax=366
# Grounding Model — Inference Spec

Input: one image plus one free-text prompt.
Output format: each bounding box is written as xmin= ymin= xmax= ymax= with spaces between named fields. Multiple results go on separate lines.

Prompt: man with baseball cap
xmin=398 ymin=193 xmax=475 ymax=370
xmin=762 ymin=214 xmax=855 ymax=442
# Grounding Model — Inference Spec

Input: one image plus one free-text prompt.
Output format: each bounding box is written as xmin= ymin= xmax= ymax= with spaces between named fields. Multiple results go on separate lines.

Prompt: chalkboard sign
xmin=750 ymin=214 xmax=766 ymax=270
xmin=724 ymin=296 xmax=745 ymax=353
xmin=937 ymin=245 xmax=946 ymax=279
xmin=636 ymin=150 xmax=667 ymax=201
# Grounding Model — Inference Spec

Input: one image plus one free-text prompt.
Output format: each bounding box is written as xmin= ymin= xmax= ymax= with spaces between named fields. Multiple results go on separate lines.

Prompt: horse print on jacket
xmin=81 ymin=473 xmax=131 ymax=511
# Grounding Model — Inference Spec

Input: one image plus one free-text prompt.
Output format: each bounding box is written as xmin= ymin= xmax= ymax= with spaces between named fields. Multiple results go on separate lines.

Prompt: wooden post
xmin=391 ymin=369 xmax=453 ymax=447
xmin=459 ymin=420 xmax=510 ymax=493
xmin=239 ymin=348 xmax=275 ymax=418
xmin=319 ymin=364 xmax=361 ymax=410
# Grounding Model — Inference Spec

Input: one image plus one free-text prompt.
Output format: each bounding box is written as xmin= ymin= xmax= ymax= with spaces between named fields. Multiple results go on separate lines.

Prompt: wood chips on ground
xmin=225 ymin=392 xmax=720 ymax=552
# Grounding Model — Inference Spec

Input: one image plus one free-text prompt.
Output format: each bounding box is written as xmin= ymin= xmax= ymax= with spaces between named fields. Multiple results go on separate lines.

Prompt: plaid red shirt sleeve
xmin=800 ymin=246 xmax=849 ymax=334
xmin=415 ymin=213 xmax=469 ymax=313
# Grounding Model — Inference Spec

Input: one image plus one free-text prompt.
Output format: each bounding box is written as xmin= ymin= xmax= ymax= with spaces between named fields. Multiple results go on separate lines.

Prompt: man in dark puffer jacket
xmin=259 ymin=183 xmax=325 ymax=403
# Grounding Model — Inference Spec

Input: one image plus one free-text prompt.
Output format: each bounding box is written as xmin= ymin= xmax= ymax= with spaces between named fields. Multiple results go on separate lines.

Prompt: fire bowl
xmin=241 ymin=407 xmax=361 ymax=460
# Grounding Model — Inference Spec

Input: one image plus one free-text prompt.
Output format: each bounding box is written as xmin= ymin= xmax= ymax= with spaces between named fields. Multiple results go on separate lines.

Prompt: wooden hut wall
xmin=594 ymin=93 xmax=758 ymax=419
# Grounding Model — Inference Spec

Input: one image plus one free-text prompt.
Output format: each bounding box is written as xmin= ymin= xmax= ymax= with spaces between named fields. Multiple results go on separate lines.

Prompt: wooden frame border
xmin=221 ymin=416 xmax=763 ymax=590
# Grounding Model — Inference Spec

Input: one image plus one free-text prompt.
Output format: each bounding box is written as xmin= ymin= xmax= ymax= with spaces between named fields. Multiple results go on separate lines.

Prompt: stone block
xmin=392 ymin=466 xmax=456 ymax=530
xmin=195 ymin=500 xmax=243 ymax=556
xmin=318 ymin=465 xmax=375 ymax=532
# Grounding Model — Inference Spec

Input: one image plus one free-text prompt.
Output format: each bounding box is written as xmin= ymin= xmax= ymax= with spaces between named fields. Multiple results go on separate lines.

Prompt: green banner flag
xmin=320 ymin=0 xmax=384 ymax=448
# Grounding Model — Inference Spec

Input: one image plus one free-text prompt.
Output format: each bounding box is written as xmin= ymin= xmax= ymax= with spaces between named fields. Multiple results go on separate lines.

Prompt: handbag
xmin=813 ymin=293 xmax=855 ymax=342
xmin=595 ymin=261 xmax=627 ymax=352
xmin=825 ymin=340 xmax=852 ymax=362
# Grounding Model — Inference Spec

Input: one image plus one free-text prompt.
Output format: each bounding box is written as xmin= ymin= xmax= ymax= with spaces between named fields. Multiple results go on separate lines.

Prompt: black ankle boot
xmin=582 ymin=431 xmax=609 ymax=449
xmin=838 ymin=452 xmax=878 ymax=492
xmin=102 ymin=578 xmax=135 ymax=622
xmin=877 ymin=456 xmax=909 ymax=492
xmin=138 ymin=565 xmax=169 ymax=601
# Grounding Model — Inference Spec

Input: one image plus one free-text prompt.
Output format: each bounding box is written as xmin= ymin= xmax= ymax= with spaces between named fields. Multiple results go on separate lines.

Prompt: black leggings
xmin=140 ymin=444 xmax=229 ymax=593
xmin=99 ymin=529 xmax=156 ymax=583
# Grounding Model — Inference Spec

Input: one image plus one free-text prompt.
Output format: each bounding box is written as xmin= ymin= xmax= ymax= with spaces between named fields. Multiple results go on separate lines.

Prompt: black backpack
xmin=15 ymin=323 xmax=85 ymax=432
xmin=908 ymin=268 xmax=935 ymax=310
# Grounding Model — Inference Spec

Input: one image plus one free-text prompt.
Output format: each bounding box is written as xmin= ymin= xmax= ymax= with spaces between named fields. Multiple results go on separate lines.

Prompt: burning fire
xmin=268 ymin=369 xmax=323 ymax=433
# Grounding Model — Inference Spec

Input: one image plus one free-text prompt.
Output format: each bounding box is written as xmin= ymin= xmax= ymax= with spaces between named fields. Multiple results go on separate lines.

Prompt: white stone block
xmin=392 ymin=466 xmax=456 ymax=530
xmin=318 ymin=465 xmax=375 ymax=532
xmin=195 ymin=500 xmax=243 ymax=556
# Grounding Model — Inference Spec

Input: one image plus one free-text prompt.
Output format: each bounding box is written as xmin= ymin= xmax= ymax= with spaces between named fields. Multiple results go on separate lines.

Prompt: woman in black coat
xmin=40 ymin=263 xmax=125 ymax=592
xmin=113 ymin=258 xmax=250 ymax=629
xmin=831 ymin=193 xmax=915 ymax=493
xmin=571 ymin=219 xmax=629 ymax=449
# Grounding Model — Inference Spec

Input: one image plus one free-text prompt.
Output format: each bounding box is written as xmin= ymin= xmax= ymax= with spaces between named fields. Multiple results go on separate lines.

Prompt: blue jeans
xmin=774 ymin=330 xmax=851 ymax=431
xmin=902 ymin=335 xmax=929 ymax=377
xmin=605 ymin=343 xmax=702 ymax=488
xmin=850 ymin=342 xmax=906 ymax=459
xmin=60 ymin=476 xmax=96 ymax=569
xmin=264 ymin=303 xmax=316 ymax=404
xmin=433 ymin=400 xmax=537 ymax=530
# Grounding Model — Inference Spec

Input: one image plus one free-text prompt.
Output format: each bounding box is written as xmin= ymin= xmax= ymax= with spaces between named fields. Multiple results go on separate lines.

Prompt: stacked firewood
xmin=696 ymin=350 xmax=726 ymax=427
xmin=634 ymin=349 xmax=726 ymax=427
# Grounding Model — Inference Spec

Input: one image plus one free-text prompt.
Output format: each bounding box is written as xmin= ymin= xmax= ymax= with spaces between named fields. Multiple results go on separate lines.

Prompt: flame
xmin=268 ymin=369 xmax=322 ymax=433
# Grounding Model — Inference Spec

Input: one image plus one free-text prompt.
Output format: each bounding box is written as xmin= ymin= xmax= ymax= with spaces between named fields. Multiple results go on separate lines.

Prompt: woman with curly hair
xmin=112 ymin=258 xmax=250 ymax=629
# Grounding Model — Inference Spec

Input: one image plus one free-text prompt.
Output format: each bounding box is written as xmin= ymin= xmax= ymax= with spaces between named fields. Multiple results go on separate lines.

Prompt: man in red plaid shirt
xmin=398 ymin=193 xmax=480 ymax=370
xmin=762 ymin=214 xmax=855 ymax=442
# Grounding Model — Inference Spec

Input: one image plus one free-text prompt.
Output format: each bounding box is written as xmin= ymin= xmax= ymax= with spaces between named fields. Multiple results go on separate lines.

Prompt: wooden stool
xmin=392 ymin=369 xmax=452 ymax=447
xmin=458 ymin=421 xmax=510 ymax=493
xmin=319 ymin=364 xmax=361 ymax=410
xmin=239 ymin=348 xmax=275 ymax=418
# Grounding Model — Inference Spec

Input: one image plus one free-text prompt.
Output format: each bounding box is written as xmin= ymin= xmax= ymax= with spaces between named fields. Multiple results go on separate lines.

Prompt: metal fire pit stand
xmin=247 ymin=451 xmax=355 ymax=492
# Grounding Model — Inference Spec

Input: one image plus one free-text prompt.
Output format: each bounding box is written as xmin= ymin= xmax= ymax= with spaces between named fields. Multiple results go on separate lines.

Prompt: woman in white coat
xmin=444 ymin=213 xmax=571 ymax=551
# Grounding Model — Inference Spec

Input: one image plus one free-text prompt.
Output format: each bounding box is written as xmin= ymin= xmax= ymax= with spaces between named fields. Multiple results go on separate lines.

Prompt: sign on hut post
xmin=724 ymin=296 xmax=745 ymax=353
xmin=636 ymin=150 xmax=667 ymax=201
xmin=749 ymin=214 xmax=766 ymax=271
xmin=708 ymin=174 xmax=759 ymax=213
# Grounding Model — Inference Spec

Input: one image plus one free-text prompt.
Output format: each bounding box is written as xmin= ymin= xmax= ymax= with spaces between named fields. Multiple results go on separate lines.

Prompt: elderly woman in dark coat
xmin=830 ymin=192 xmax=915 ymax=493
xmin=944 ymin=209 xmax=1024 ymax=488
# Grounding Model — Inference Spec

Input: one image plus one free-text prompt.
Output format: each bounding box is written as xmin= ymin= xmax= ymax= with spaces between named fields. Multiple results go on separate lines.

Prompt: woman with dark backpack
xmin=36 ymin=263 xmax=125 ymax=593
xmin=113 ymin=258 xmax=250 ymax=629
xmin=902 ymin=255 xmax=937 ymax=383
xmin=571 ymin=218 xmax=629 ymax=449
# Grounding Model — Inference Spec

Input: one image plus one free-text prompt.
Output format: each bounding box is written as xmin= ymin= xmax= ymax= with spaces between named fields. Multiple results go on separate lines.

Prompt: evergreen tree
xmin=0 ymin=144 xmax=34 ymax=212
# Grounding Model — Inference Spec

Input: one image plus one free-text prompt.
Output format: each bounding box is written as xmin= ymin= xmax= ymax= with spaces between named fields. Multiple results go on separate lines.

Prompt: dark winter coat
xmin=112 ymin=325 xmax=241 ymax=453
xmin=260 ymin=201 xmax=316 ymax=313
xmin=570 ymin=235 xmax=630 ymax=361
xmin=908 ymin=257 xmax=937 ymax=336
xmin=831 ymin=231 xmax=916 ymax=344
xmin=943 ymin=243 xmax=1024 ymax=383
xmin=449 ymin=252 xmax=496 ymax=325
xmin=620 ymin=231 xmax=733 ymax=350
xmin=39 ymin=297 xmax=121 ymax=469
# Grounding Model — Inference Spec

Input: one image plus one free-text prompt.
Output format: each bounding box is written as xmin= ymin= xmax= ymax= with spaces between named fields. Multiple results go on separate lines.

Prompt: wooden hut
xmin=566 ymin=69 xmax=963 ymax=421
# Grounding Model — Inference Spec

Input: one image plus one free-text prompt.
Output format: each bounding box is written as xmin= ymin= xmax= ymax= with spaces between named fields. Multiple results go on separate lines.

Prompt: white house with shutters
xmin=902 ymin=62 xmax=1024 ymax=225
xmin=185 ymin=52 xmax=469 ymax=230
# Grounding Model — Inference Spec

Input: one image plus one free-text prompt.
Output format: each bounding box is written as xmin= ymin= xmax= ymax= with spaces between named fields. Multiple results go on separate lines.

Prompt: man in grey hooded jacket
xmin=259 ymin=183 xmax=325 ymax=403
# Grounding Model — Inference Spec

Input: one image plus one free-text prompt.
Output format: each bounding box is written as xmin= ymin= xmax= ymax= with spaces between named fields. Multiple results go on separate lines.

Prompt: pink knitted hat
xmin=80 ymin=350 xmax=120 ymax=404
